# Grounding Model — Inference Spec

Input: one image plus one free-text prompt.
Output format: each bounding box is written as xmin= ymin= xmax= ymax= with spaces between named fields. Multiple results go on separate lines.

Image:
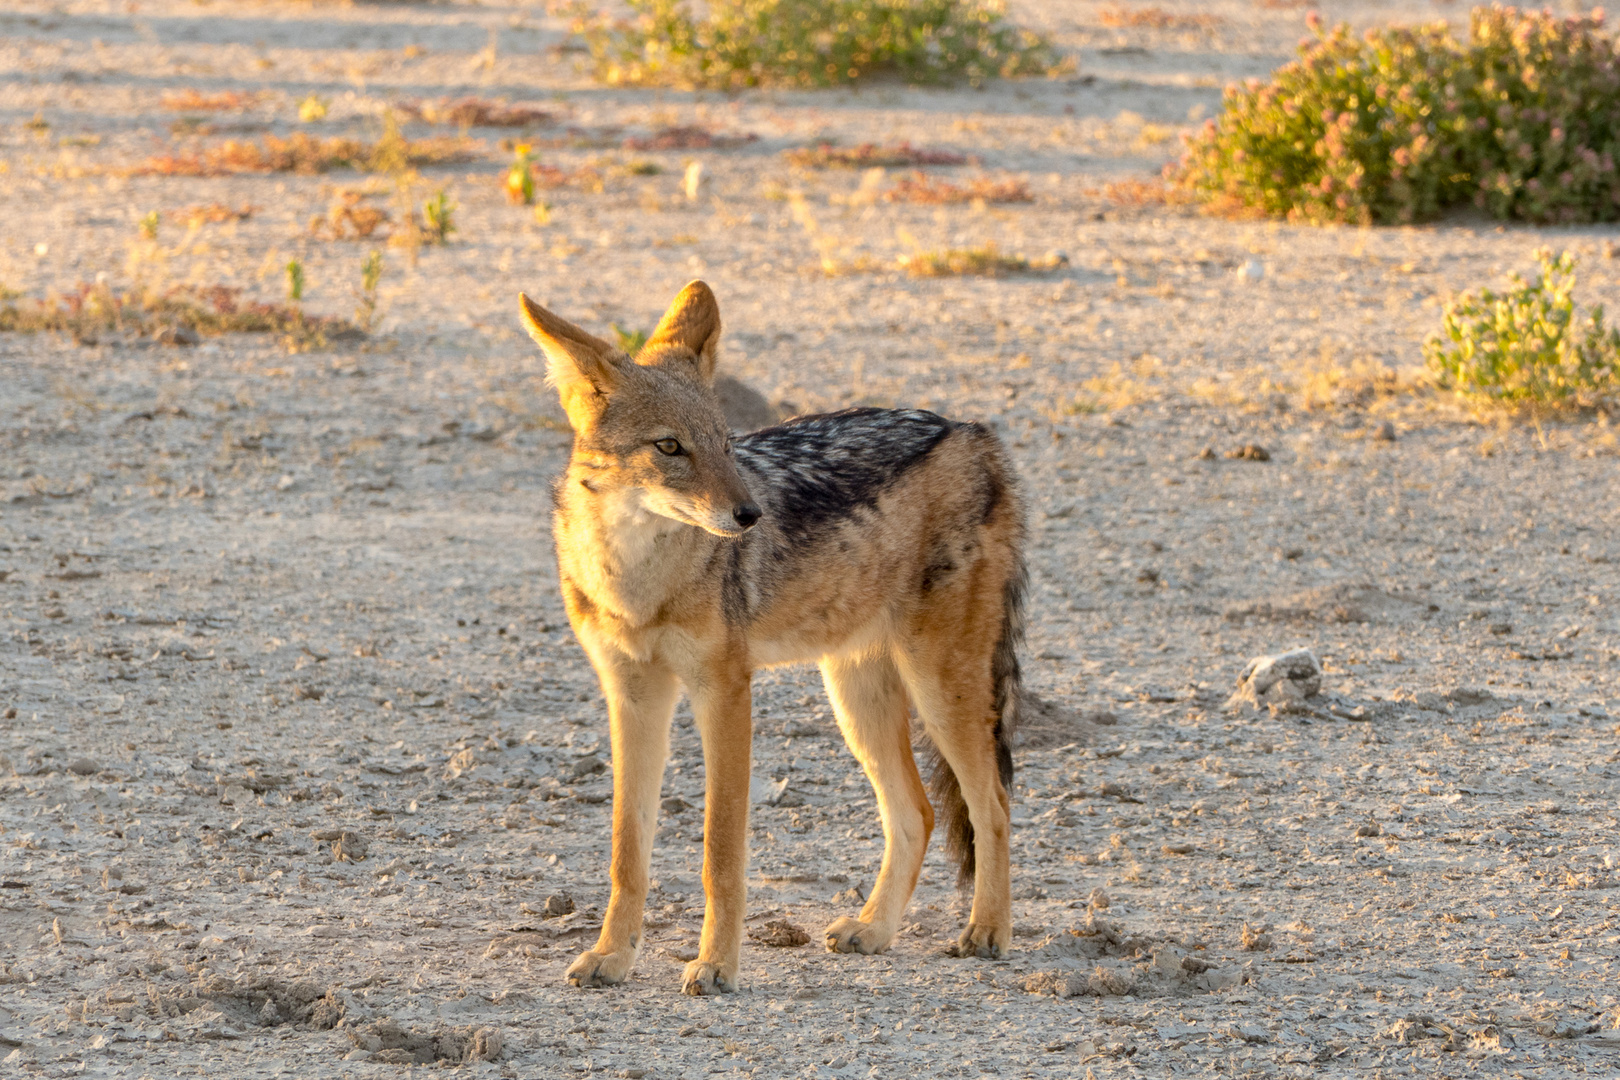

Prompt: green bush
xmin=1464 ymin=6 xmax=1620 ymax=223
xmin=1425 ymin=249 xmax=1620 ymax=406
xmin=1171 ymin=6 xmax=1620 ymax=225
xmin=570 ymin=0 xmax=1058 ymax=90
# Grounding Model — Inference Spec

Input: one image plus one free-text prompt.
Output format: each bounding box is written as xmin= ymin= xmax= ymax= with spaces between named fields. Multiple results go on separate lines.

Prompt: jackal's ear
xmin=518 ymin=293 xmax=623 ymax=425
xmin=640 ymin=280 xmax=721 ymax=385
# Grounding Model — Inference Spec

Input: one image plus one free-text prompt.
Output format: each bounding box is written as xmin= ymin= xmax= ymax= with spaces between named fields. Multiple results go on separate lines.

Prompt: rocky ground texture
xmin=2 ymin=1 xmax=1618 ymax=1077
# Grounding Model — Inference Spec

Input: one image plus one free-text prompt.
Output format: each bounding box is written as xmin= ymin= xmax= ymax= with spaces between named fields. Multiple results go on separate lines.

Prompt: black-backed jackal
xmin=520 ymin=281 xmax=1026 ymax=995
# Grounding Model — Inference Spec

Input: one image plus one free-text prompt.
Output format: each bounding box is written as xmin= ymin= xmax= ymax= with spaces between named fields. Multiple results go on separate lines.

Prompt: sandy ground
xmin=3 ymin=1 xmax=1620 ymax=1077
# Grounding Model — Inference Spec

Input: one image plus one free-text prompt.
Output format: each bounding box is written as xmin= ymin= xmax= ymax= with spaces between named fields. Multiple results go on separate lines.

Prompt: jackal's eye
xmin=653 ymin=438 xmax=682 ymax=456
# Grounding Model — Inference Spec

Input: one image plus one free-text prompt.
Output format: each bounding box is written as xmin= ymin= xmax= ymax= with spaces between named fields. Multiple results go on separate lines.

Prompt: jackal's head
xmin=518 ymin=281 xmax=761 ymax=538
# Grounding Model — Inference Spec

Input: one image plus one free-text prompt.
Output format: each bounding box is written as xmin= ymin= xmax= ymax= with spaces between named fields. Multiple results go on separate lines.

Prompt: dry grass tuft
xmin=0 ymin=283 xmax=358 ymax=346
xmin=897 ymin=245 xmax=1066 ymax=278
xmin=1188 ymin=351 xmax=1425 ymax=414
xmin=1086 ymin=177 xmax=1197 ymax=207
xmin=1099 ymin=5 xmax=1223 ymax=30
xmin=1298 ymin=357 xmax=1416 ymax=411
xmin=622 ymin=125 xmax=759 ymax=151
xmin=785 ymin=141 xmax=968 ymax=170
xmin=310 ymin=192 xmax=391 ymax=240
xmin=394 ymin=98 xmax=554 ymax=128
xmin=884 ymin=172 xmax=1032 ymax=204
xmin=171 ymin=203 xmax=257 ymax=226
xmin=160 ymin=89 xmax=266 ymax=112
xmin=126 ymin=132 xmax=475 ymax=177
xmin=1065 ymin=356 xmax=1170 ymax=413
xmin=527 ymin=162 xmax=605 ymax=192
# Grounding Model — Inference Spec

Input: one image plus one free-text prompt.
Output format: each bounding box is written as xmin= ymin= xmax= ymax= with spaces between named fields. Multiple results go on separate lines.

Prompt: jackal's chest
xmin=553 ymin=501 xmax=722 ymax=644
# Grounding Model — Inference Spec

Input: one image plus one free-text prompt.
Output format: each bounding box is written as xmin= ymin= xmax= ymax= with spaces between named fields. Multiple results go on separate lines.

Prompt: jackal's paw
xmin=824 ymin=916 xmax=892 ymax=955
xmin=681 ymin=958 xmax=739 ymax=996
xmin=947 ymin=922 xmax=1009 ymax=960
xmin=566 ymin=947 xmax=637 ymax=988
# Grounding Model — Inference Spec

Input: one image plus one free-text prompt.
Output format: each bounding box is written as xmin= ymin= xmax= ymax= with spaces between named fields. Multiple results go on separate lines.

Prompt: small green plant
xmin=421 ymin=189 xmax=456 ymax=243
xmin=298 ymin=94 xmax=330 ymax=123
xmin=506 ymin=143 xmax=537 ymax=205
xmin=571 ymin=0 xmax=1060 ymax=90
xmin=139 ymin=211 xmax=160 ymax=240
xmin=1425 ymin=249 xmax=1620 ymax=408
xmin=611 ymin=323 xmax=649 ymax=354
xmin=285 ymin=259 xmax=306 ymax=302
xmin=356 ymin=249 xmax=385 ymax=332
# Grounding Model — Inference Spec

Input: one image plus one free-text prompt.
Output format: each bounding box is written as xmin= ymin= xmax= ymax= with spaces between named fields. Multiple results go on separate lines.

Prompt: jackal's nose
xmin=732 ymin=502 xmax=762 ymax=529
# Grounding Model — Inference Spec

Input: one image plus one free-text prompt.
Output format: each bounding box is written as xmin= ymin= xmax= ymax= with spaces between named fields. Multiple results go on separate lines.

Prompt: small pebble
xmin=68 ymin=757 xmax=98 ymax=776
xmin=570 ymin=754 xmax=605 ymax=779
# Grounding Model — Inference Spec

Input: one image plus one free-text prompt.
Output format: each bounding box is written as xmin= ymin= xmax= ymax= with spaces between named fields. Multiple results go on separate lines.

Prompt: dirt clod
xmin=347 ymin=1021 xmax=502 ymax=1064
xmin=152 ymin=978 xmax=345 ymax=1031
xmin=749 ymin=919 xmax=811 ymax=947
xmin=1227 ymin=647 xmax=1322 ymax=711
xmin=310 ymin=828 xmax=368 ymax=861
xmin=1240 ymin=924 xmax=1273 ymax=952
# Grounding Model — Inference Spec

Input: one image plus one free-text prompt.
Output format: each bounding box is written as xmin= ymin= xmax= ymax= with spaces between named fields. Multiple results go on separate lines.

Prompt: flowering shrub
xmin=1463 ymin=7 xmax=1620 ymax=222
xmin=570 ymin=0 xmax=1057 ymax=90
xmin=1425 ymin=249 xmax=1620 ymax=406
xmin=1171 ymin=6 xmax=1620 ymax=225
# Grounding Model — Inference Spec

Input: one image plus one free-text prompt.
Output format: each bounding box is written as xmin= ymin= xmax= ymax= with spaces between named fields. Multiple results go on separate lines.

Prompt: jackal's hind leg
xmin=820 ymin=653 xmax=932 ymax=956
xmin=898 ymin=647 xmax=1011 ymax=961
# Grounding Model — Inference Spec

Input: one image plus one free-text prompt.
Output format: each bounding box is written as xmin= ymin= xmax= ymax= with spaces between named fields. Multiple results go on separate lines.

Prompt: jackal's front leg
xmin=683 ymin=661 xmax=753 ymax=995
xmin=566 ymin=654 xmax=677 ymax=989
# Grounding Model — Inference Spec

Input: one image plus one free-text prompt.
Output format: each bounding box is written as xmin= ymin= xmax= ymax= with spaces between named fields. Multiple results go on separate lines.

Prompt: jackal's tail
xmin=929 ymin=551 xmax=1026 ymax=888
